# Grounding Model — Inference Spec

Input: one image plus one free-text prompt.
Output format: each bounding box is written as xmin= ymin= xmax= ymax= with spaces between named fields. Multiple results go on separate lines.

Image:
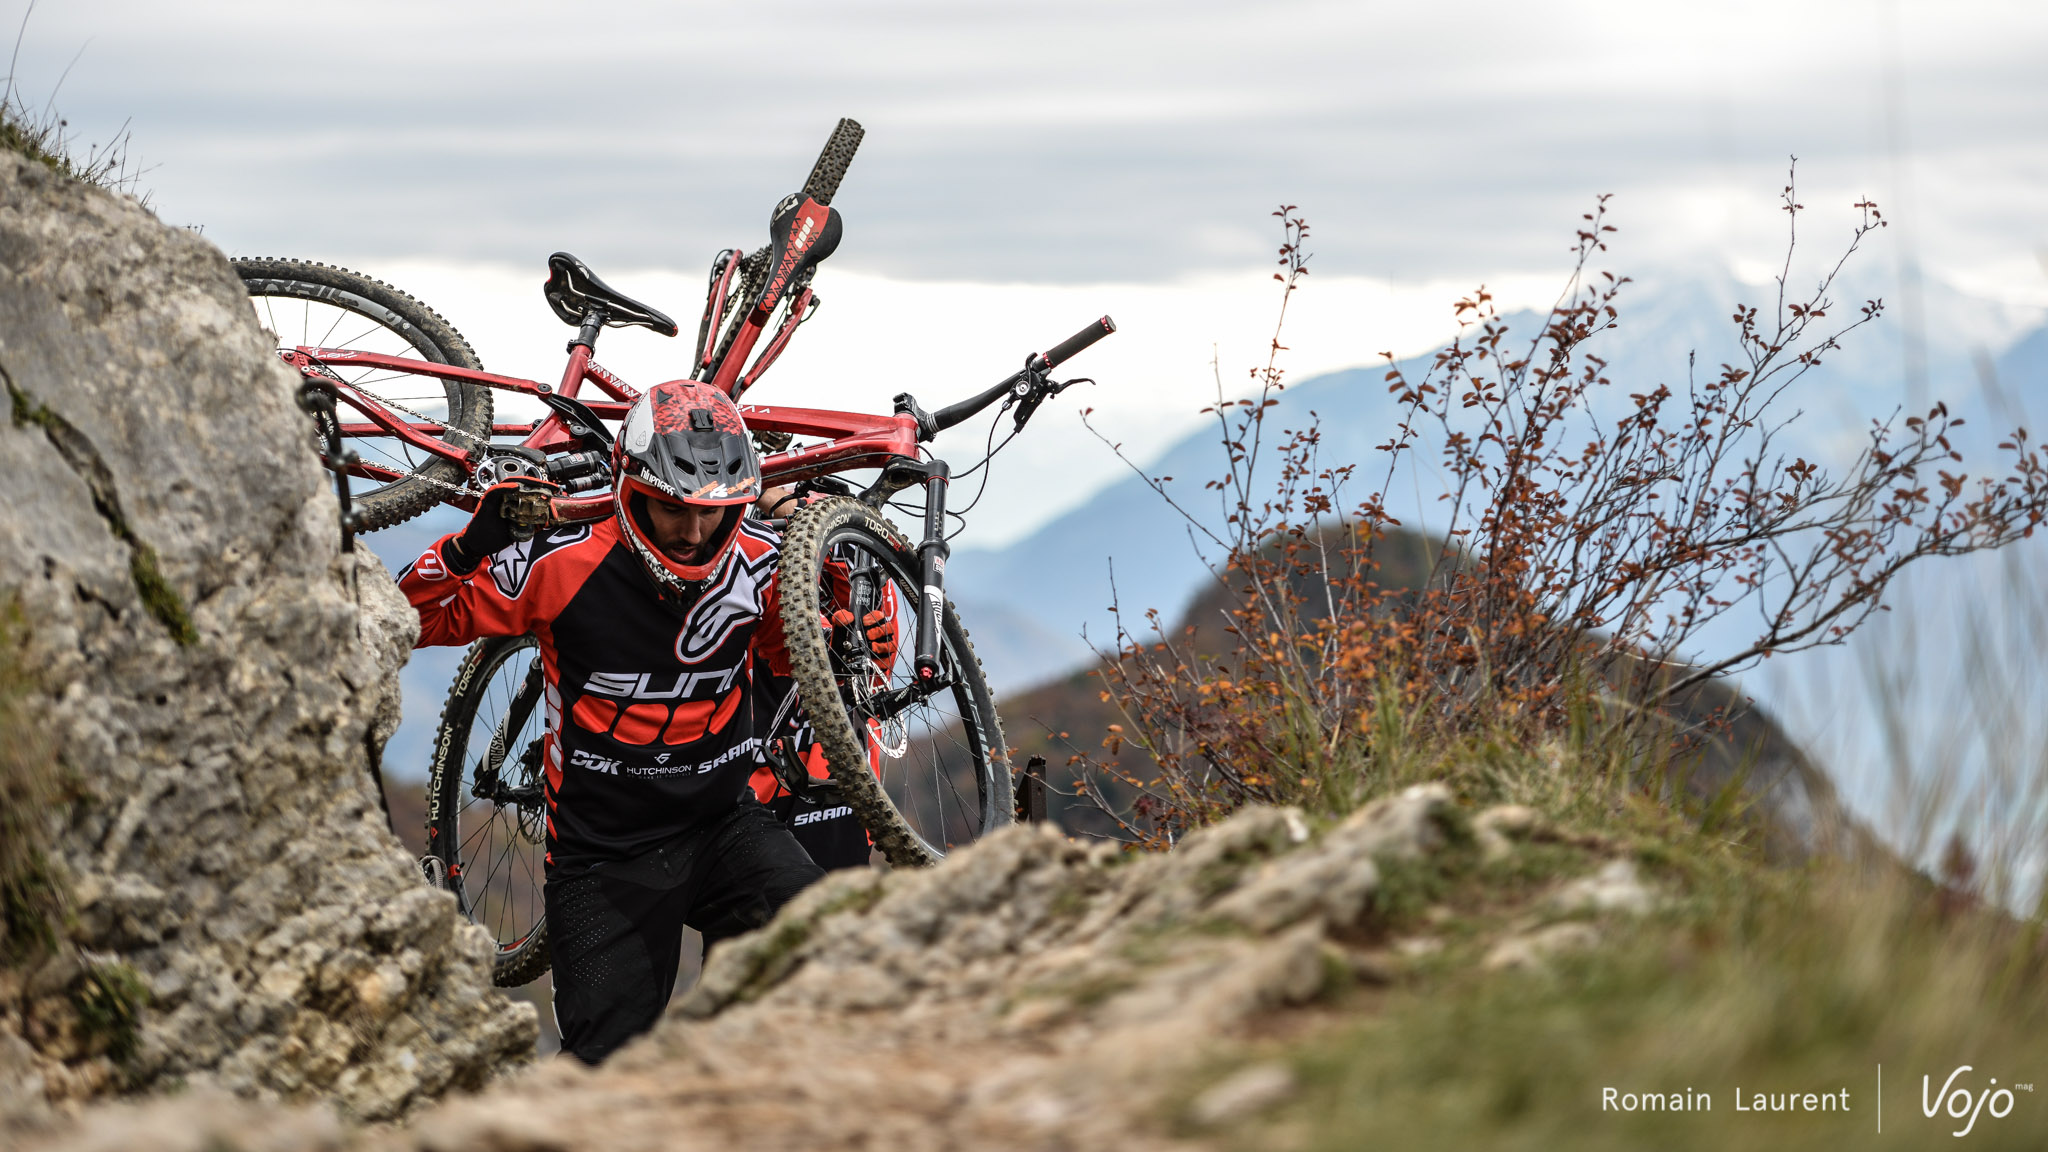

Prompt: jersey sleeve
xmin=397 ymin=533 xmax=587 ymax=648
xmin=751 ymin=569 xmax=793 ymax=678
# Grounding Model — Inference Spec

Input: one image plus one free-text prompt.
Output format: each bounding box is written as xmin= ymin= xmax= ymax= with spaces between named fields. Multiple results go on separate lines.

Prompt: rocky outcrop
xmin=0 ymin=152 xmax=532 ymax=1125
xmin=19 ymin=784 xmax=1661 ymax=1151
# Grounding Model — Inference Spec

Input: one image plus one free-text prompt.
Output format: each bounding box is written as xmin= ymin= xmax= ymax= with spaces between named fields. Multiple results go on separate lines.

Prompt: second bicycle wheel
xmin=235 ymin=258 xmax=493 ymax=530
xmin=778 ymin=497 xmax=1013 ymax=868
xmin=426 ymin=634 xmax=552 ymax=987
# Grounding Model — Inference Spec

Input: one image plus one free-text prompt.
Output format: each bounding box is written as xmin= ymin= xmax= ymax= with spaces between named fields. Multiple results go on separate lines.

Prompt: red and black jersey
xmin=400 ymin=517 xmax=790 ymax=876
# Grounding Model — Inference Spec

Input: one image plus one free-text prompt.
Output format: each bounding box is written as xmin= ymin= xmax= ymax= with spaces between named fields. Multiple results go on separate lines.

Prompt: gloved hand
xmin=829 ymin=607 xmax=899 ymax=664
xmin=442 ymin=478 xmax=559 ymax=576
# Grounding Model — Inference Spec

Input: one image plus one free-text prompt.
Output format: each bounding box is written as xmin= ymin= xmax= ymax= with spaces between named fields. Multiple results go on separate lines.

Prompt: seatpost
xmin=552 ymin=307 xmax=607 ymax=395
xmin=568 ymin=308 xmax=606 ymax=354
xmin=914 ymin=461 xmax=951 ymax=683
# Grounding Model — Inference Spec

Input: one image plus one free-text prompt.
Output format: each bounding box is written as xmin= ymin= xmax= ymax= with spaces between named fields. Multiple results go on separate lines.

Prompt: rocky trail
xmin=23 ymin=784 xmax=1659 ymax=1151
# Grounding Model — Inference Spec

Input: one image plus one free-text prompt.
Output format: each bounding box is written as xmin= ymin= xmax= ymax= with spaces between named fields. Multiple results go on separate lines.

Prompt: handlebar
xmin=1038 ymin=315 xmax=1117 ymax=371
xmin=911 ymin=316 xmax=1117 ymax=440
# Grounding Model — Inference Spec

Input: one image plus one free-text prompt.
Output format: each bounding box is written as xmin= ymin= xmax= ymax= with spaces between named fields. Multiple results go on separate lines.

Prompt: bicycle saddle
xmin=544 ymin=252 xmax=680 ymax=337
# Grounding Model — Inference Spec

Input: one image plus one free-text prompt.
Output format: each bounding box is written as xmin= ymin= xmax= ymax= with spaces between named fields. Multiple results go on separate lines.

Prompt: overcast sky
xmin=15 ymin=0 xmax=2047 ymax=294
xmin=11 ymin=0 xmax=2048 ymax=547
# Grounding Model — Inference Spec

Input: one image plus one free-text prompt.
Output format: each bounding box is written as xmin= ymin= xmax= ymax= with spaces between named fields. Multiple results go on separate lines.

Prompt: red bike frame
xmin=290 ymin=342 xmax=919 ymax=522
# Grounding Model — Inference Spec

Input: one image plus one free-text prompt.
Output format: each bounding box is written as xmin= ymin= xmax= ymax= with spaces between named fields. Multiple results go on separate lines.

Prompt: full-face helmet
xmin=612 ymin=380 xmax=761 ymax=597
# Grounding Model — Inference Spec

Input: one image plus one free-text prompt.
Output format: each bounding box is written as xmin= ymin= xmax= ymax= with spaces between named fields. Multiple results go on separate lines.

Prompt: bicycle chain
xmin=319 ymin=375 xmax=490 ymax=499
xmin=363 ymin=387 xmax=492 ymax=453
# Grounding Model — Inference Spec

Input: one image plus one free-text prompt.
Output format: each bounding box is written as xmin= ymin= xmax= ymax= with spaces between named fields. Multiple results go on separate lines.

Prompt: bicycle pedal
xmin=504 ymin=488 xmax=556 ymax=538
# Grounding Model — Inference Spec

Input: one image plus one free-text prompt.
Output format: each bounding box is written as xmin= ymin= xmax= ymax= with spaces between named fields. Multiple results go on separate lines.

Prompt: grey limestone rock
xmin=0 ymin=152 xmax=532 ymax=1123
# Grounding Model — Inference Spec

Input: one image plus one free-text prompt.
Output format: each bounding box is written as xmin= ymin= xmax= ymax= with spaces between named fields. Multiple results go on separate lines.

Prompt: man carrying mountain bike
xmin=398 ymin=378 xmax=893 ymax=1065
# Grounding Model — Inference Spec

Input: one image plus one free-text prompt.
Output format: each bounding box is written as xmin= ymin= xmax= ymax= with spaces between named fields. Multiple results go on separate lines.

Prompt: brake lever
xmin=1010 ymin=373 xmax=1094 ymax=433
xmin=1009 ymin=365 xmax=1050 ymax=432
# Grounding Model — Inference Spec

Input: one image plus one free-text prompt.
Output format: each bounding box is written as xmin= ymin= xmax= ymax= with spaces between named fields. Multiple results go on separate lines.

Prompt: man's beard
xmin=661 ymin=540 xmax=713 ymax=565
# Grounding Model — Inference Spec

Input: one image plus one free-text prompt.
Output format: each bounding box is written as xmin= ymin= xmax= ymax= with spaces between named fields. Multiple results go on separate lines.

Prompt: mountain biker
xmin=396 ymin=379 xmax=894 ymax=1065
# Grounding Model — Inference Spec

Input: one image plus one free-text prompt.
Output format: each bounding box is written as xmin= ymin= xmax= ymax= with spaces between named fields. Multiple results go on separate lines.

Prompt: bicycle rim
xmin=234 ymin=258 xmax=491 ymax=530
xmin=428 ymin=634 xmax=551 ymax=986
xmin=779 ymin=499 xmax=1011 ymax=867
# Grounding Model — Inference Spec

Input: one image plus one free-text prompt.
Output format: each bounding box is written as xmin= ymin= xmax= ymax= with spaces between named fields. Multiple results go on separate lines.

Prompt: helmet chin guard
xmin=612 ymin=382 xmax=761 ymax=596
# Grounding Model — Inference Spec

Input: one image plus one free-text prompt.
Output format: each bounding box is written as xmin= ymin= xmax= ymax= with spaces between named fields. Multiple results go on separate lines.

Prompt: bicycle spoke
xmin=328 ymin=317 xmax=388 ymax=350
xmin=796 ymin=516 xmax=1005 ymax=861
xmin=439 ymin=639 xmax=548 ymax=964
xmin=315 ymin=304 xmax=350 ymax=349
xmin=237 ymin=259 xmax=489 ymax=531
xmin=487 ymin=655 xmax=543 ymax=944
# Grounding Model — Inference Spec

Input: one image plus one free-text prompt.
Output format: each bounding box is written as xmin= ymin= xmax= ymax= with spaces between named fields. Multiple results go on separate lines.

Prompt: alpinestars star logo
xmin=489 ymin=525 xmax=591 ymax=599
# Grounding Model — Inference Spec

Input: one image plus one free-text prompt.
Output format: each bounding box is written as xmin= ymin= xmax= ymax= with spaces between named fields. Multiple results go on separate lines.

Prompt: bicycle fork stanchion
xmin=914 ymin=461 xmax=951 ymax=684
xmin=294 ymin=374 xmax=360 ymax=553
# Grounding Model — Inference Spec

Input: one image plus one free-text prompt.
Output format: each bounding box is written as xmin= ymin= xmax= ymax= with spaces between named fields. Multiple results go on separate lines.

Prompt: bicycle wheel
xmin=778 ymin=497 xmax=1013 ymax=868
xmin=426 ymin=634 xmax=551 ymax=987
xmin=234 ymin=258 xmax=493 ymax=530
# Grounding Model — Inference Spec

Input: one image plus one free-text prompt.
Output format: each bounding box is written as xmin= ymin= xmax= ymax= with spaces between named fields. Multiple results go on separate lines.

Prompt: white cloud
xmin=13 ymin=0 xmax=2043 ymax=305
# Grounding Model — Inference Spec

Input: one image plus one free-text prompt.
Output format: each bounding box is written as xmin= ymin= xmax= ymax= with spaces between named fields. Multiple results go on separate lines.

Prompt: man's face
xmin=641 ymin=495 xmax=728 ymax=566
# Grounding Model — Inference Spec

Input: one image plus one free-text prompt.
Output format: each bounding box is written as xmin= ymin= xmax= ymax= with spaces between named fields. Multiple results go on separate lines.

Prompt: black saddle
xmin=543 ymin=252 xmax=679 ymax=337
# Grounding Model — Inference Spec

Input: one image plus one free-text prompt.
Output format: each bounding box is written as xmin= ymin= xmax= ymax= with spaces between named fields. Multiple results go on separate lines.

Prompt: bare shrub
xmin=1075 ymin=170 xmax=2048 ymax=847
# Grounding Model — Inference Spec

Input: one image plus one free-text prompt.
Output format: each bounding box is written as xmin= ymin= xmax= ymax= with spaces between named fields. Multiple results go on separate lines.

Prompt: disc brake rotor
xmin=851 ymin=675 xmax=910 ymax=758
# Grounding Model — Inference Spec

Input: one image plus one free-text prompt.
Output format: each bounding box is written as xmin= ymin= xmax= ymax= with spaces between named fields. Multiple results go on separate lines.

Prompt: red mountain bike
xmin=236 ymin=119 xmax=1113 ymax=985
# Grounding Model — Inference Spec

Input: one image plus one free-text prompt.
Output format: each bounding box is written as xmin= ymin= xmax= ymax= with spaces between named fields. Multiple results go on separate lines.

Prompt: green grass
xmin=0 ymin=598 xmax=65 ymax=963
xmin=0 ymin=92 xmax=71 ymax=174
xmin=1 ymin=76 xmax=147 ymax=199
xmin=1259 ymin=878 xmax=2048 ymax=1149
xmin=1165 ymin=723 xmax=2048 ymax=1151
xmin=73 ymin=961 xmax=150 ymax=1063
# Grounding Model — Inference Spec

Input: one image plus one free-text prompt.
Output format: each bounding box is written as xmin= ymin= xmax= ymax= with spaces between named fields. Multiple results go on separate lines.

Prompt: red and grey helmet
xmin=612 ymin=380 xmax=761 ymax=596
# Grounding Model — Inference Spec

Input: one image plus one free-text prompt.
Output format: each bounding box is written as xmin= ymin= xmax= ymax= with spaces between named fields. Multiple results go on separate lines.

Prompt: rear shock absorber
xmin=547 ymin=450 xmax=611 ymax=494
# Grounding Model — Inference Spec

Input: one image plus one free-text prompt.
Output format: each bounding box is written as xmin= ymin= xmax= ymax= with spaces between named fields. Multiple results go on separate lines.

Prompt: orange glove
xmin=830 ymin=607 xmax=898 ymax=663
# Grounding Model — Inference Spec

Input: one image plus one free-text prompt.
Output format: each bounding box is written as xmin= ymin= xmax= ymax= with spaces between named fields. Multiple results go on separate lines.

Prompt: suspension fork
xmin=862 ymin=457 xmax=953 ymax=684
xmin=913 ymin=461 xmax=951 ymax=683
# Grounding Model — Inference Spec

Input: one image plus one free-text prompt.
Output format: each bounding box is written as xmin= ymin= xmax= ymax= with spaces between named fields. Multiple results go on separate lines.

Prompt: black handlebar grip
xmin=1040 ymin=316 xmax=1117 ymax=370
xmin=802 ymin=118 xmax=865 ymax=206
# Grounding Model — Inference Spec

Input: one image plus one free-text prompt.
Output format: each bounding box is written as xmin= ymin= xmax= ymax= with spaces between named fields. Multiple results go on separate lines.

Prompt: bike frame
xmin=289 ymin=344 xmax=921 ymax=523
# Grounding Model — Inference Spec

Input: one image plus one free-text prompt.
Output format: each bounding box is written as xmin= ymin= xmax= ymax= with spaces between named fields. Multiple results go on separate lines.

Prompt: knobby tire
xmin=427 ymin=634 xmax=552 ymax=987
xmin=233 ymin=258 xmax=493 ymax=531
xmin=776 ymin=497 xmax=1013 ymax=868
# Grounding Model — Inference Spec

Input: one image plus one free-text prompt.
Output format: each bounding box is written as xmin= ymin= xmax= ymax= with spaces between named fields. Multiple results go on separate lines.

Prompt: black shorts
xmin=546 ymin=797 xmax=825 ymax=1065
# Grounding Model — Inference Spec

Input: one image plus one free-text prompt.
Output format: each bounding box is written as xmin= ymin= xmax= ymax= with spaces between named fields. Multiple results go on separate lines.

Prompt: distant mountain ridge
xmin=952 ymin=267 xmax=2048 ymax=692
